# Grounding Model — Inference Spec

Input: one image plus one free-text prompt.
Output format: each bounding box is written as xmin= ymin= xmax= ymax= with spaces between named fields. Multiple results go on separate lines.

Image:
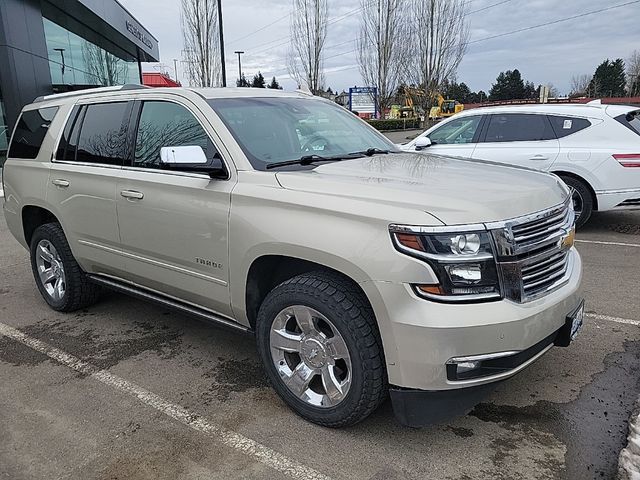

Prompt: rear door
xmin=471 ymin=113 xmax=560 ymax=170
xmin=47 ymin=101 xmax=132 ymax=277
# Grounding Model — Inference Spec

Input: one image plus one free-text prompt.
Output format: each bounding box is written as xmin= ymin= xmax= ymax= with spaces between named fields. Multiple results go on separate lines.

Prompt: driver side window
xmin=428 ymin=116 xmax=481 ymax=145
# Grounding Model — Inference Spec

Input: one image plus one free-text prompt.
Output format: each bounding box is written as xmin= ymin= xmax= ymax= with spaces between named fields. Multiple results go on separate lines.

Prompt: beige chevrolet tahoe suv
xmin=2 ymin=85 xmax=584 ymax=427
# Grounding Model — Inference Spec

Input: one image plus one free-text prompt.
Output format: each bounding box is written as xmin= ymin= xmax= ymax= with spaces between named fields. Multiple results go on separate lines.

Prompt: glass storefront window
xmin=43 ymin=18 xmax=139 ymax=87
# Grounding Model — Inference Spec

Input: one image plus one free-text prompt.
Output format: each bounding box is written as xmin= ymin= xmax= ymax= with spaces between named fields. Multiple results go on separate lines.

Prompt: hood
xmin=275 ymin=153 xmax=569 ymax=225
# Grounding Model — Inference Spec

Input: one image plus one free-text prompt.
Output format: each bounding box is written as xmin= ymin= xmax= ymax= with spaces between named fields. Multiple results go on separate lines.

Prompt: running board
xmin=88 ymin=275 xmax=252 ymax=335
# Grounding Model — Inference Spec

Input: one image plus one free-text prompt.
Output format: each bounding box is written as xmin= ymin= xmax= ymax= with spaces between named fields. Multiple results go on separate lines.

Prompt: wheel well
xmin=22 ymin=206 xmax=59 ymax=246
xmin=245 ymin=255 xmax=370 ymax=329
xmin=552 ymin=171 xmax=598 ymax=211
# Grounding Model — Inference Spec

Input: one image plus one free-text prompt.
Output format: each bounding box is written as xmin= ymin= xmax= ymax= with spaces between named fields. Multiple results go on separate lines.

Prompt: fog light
xmin=446 ymin=264 xmax=482 ymax=284
xmin=457 ymin=361 xmax=480 ymax=373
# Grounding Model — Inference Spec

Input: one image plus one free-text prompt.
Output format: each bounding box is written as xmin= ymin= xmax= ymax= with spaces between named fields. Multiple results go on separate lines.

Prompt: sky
xmin=119 ymin=0 xmax=639 ymax=95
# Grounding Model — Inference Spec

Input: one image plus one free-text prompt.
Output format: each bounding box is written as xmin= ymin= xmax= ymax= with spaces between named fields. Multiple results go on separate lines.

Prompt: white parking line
xmin=0 ymin=321 xmax=332 ymax=480
xmin=586 ymin=313 xmax=640 ymax=327
xmin=576 ymin=239 xmax=640 ymax=248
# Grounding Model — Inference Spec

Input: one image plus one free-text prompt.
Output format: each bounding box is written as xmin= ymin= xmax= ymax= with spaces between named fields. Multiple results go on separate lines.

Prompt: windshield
xmin=208 ymin=97 xmax=397 ymax=170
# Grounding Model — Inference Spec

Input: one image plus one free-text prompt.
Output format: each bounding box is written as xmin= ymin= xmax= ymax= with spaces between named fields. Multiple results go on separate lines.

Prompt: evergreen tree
xmin=267 ymin=76 xmax=282 ymax=89
xmin=589 ymin=59 xmax=626 ymax=97
xmin=251 ymin=71 xmax=266 ymax=88
xmin=236 ymin=73 xmax=250 ymax=87
xmin=489 ymin=69 xmax=535 ymax=100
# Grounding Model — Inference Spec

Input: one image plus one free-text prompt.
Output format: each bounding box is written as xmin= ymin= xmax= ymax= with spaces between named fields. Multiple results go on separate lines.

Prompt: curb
xmin=618 ymin=395 xmax=640 ymax=479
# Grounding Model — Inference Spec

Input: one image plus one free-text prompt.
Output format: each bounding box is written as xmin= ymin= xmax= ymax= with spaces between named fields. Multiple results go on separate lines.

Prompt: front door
xmin=116 ymin=99 xmax=234 ymax=316
xmin=417 ymin=115 xmax=483 ymax=158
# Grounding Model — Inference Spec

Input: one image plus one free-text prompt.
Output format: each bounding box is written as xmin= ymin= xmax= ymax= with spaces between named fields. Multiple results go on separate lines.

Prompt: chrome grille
xmin=490 ymin=197 xmax=575 ymax=302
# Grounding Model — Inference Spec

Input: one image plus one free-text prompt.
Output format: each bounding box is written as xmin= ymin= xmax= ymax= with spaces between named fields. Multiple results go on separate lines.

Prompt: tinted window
xmin=76 ymin=102 xmax=129 ymax=165
xmin=616 ymin=110 xmax=640 ymax=137
xmin=8 ymin=107 xmax=59 ymax=159
xmin=548 ymin=115 xmax=591 ymax=138
xmin=428 ymin=116 xmax=481 ymax=145
xmin=484 ymin=114 xmax=555 ymax=142
xmin=134 ymin=101 xmax=214 ymax=169
xmin=55 ymin=106 xmax=82 ymax=161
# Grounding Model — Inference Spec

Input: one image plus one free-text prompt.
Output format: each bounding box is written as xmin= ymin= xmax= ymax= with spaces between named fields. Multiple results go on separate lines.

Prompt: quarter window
xmin=427 ymin=116 xmax=482 ymax=145
xmin=75 ymin=102 xmax=130 ymax=165
xmin=484 ymin=114 xmax=555 ymax=142
xmin=8 ymin=107 xmax=59 ymax=159
xmin=134 ymin=101 xmax=214 ymax=169
xmin=548 ymin=115 xmax=591 ymax=138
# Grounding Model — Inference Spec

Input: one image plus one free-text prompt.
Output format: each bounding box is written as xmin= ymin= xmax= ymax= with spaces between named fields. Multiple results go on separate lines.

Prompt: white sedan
xmin=400 ymin=102 xmax=640 ymax=227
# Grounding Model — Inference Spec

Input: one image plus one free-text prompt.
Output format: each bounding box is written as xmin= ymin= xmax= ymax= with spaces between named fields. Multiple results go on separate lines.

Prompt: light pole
xmin=217 ymin=0 xmax=226 ymax=87
xmin=234 ymin=51 xmax=244 ymax=84
xmin=53 ymin=48 xmax=65 ymax=83
xmin=173 ymin=58 xmax=179 ymax=83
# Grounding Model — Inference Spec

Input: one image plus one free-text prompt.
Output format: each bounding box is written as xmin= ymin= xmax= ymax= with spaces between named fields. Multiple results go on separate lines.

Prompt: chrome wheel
xmin=270 ymin=305 xmax=352 ymax=408
xmin=569 ymin=186 xmax=584 ymax=219
xmin=35 ymin=239 xmax=66 ymax=301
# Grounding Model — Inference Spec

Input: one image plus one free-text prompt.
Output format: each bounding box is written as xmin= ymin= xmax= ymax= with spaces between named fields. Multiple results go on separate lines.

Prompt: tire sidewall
xmin=256 ymin=285 xmax=369 ymax=425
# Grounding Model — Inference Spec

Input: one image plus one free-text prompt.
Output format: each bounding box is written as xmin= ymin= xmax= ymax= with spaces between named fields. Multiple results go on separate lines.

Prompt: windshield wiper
xmin=265 ymin=153 xmax=363 ymax=170
xmin=350 ymin=147 xmax=390 ymax=156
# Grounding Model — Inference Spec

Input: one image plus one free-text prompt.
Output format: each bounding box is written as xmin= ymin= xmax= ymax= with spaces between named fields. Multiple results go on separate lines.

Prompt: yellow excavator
xmin=429 ymin=94 xmax=464 ymax=120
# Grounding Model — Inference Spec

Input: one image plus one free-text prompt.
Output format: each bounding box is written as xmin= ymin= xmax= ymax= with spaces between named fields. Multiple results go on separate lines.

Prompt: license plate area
xmin=555 ymin=300 xmax=585 ymax=347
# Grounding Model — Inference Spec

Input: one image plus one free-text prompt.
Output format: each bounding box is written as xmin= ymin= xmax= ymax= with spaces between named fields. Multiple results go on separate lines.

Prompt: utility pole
xmin=173 ymin=58 xmax=179 ymax=82
xmin=234 ymin=51 xmax=244 ymax=83
xmin=217 ymin=0 xmax=226 ymax=87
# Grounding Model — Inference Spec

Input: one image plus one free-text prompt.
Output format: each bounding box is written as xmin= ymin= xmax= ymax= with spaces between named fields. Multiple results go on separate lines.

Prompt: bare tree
xmin=570 ymin=74 xmax=591 ymax=97
xmin=287 ymin=0 xmax=328 ymax=94
xmin=628 ymin=50 xmax=640 ymax=96
xmin=82 ymin=43 xmax=129 ymax=86
xmin=406 ymin=0 xmax=469 ymax=113
xmin=181 ymin=0 xmax=222 ymax=87
xmin=356 ymin=0 xmax=408 ymax=117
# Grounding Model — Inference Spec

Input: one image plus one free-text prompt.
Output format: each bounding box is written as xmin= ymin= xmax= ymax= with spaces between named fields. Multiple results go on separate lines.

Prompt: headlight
xmin=391 ymin=228 xmax=501 ymax=302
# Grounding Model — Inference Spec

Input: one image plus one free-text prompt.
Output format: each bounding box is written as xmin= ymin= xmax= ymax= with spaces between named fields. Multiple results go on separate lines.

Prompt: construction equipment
xmin=429 ymin=94 xmax=464 ymax=121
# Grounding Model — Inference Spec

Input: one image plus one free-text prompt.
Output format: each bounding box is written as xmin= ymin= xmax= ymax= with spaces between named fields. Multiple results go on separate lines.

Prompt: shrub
xmin=365 ymin=118 xmax=421 ymax=131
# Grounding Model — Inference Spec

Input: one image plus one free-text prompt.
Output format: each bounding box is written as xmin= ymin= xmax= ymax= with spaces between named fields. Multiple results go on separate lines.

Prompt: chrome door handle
xmin=529 ymin=155 xmax=549 ymax=161
xmin=120 ymin=190 xmax=144 ymax=200
xmin=51 ymin=179 xmax=70 ymax=187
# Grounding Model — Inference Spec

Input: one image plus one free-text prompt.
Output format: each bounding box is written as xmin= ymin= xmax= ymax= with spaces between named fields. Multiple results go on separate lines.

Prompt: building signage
xmin=348 ymin=87 xmax=378 ymax=118
xmin=126 ymin=20 xmax=153 ymax=50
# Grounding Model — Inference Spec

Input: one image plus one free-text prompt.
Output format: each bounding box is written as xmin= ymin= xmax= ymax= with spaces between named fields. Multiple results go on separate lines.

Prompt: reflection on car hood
xmin=275 ymin=152 xmax=569 ymax=225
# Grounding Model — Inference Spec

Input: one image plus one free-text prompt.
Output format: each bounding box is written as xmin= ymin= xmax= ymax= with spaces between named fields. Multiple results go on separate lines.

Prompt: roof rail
xmin=33 ymin=84 xmax=150 ymax=103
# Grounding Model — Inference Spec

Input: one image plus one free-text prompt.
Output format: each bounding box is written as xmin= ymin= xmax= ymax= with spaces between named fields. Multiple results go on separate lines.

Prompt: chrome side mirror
xmin=160 ymin=145 xmax=208 ymax=165
xmin=414 ymin=137 xmax=432 ymax=151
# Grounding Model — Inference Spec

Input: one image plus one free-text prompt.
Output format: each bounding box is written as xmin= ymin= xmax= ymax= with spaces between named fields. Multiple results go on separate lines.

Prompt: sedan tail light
xmin=613 ymin=154 xmax=640 ymax=167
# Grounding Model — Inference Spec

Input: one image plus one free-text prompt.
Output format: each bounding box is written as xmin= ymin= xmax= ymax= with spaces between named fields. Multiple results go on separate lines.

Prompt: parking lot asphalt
xmin=1 ymin=199 xmax=639 ymax=480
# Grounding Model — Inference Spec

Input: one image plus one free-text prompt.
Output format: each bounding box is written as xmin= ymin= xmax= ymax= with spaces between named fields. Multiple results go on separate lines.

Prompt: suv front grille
xmin=491 ymin=198 xmax=575 ymax=303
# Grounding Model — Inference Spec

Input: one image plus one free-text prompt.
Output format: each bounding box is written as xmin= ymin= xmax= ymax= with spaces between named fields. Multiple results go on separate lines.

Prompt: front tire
xmin=30 ymin=223 xmax=102 ymax=312
xmin=560 ymin=176 xmax=593 ymax=228
xmin=256 ymin=270 xmax=387 ymax=427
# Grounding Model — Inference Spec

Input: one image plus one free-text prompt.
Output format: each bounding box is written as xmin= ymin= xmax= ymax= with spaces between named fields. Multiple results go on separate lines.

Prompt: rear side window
xmin=548 ymin=115 xmax=591 ymax=138
xmin=616 ymin=110 xmax=640 ymax=136
xmin=75 ymin=102 xmax=130 ymax=165
xmin=483 ymin=114 xmax=555 ymax=143
xmin=8 ymin=107 xmax=59 ymax=159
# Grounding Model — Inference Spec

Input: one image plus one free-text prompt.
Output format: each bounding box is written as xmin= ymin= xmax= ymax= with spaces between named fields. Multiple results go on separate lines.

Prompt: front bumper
xmin=365 ymin=247 xmax=582 ymax=420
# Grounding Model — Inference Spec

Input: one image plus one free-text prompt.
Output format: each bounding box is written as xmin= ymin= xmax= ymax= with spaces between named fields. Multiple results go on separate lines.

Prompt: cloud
xmin=119 ymin=0 xmax=639 ymax=95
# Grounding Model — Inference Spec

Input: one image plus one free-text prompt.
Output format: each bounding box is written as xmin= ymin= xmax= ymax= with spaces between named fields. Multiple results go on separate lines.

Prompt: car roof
xmin=457 ymin=102 xmax=638 ymax=118
xmin=27 ymin=84 xmax=313 ymax=110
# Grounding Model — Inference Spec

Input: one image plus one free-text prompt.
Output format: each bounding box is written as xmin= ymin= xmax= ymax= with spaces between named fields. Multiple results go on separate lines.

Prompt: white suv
xmin=401 ymin=103 xmax=640 ymax=227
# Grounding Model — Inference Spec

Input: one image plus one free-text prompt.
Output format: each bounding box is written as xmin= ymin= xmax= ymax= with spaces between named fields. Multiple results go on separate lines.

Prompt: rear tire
xmin=256 ymin=270 xmax=387 ymax=427
xmin=559 ymin=176 xmax=593 ymax=228
xmin=30 ymin=223 xmax=102 ymax=312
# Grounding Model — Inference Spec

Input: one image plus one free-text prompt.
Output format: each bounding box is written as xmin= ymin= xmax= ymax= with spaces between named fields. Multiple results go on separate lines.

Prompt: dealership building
xmin=0 ymin=0 xmax=159 ymax=162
